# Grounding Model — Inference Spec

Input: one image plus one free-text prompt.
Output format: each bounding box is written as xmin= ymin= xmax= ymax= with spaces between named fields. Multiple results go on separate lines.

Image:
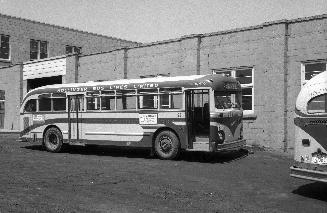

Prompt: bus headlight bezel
xmin=217 ymin=130 xmax=225 ymax=144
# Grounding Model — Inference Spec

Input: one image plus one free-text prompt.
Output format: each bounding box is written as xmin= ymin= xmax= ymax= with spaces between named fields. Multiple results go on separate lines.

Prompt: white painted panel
xmin=83 ymin=124 xmax=144 ymax=141
xmin=23 ymin=58 xmax=66 ymax=80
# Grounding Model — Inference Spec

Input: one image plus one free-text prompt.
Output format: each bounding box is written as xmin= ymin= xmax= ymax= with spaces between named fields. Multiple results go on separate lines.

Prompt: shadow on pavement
xmin=23 ymin=144 xmax=249 ymax=163
xmin=292 ymin=182 xmax=327 ymax=201
xmin=179 ymin=148 xmax=249 ymax=163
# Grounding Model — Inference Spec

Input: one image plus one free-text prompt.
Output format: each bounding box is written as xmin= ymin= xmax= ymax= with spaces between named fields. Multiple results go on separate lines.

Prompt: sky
xmin=0 ymin=0 xmax=327 ymax=43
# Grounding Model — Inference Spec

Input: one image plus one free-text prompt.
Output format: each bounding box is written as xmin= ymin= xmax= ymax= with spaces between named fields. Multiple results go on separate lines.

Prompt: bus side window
xmin=307 ymin=94 xmax=327 ymax=114
xmin=70 ymin=96 xmax=85 ymax=112
xmin=24 ymin=99 xmax=37 ymax=112
xmin=138 ymin=89 xmax=158 ymax=109
xmin=52 ymin=93 xmax=66 ymax=111
xmin=116 ymin=90 xmax=136 ymax=110
xmin=86 ymin=92 xmax=100 ymax=111
xmin=160 ymin=88 xmax=183 ymax=109
xmin=101 ymin=91 xmax=115 ymax=110
xmin=39 ymin=94 xmax=51 ymax=111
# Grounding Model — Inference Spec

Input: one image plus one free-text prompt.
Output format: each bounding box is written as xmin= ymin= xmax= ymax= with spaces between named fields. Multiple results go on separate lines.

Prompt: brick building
xmin=0 ymin=13 xmax=138 ymax=130
xmin=1 ymin=13 xmax=327 ymax=152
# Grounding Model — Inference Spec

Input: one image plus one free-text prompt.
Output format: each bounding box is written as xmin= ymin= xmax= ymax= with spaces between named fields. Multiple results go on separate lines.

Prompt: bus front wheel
xmin=154 ymin=130 xmax=180 ymax=160
xmin=43 ymin=127 xmax=63 ymax=153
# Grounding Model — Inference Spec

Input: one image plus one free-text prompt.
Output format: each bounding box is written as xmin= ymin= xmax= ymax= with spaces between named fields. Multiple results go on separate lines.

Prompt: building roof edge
xmin=0 ymin=13 xmax=141 ymax=45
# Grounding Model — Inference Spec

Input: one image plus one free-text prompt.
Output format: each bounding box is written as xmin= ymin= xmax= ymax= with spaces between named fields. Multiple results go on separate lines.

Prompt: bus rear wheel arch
xmin=154 ymin=130 xmax=180 ymax=160
xmin=43 ymin=126 xmax=63 ymax=153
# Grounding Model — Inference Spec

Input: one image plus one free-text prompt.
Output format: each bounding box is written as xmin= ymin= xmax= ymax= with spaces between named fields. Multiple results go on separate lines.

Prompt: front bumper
xmin=290 ymin=166 xmax=327 ymax=183
xmin=216 ymin=139 xmax=246 ymax=151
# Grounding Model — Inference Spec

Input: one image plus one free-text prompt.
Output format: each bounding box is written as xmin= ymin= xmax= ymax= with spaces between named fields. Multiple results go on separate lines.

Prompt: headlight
xmin=217 ymin=130 xmax=225 ymax=144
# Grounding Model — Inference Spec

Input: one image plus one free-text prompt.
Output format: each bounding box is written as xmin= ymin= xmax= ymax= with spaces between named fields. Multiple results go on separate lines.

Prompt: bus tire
xmin=43 ymin=127 xmax=63 ymax=153
xmin=154 ymin=130 xmax=180 ymax=160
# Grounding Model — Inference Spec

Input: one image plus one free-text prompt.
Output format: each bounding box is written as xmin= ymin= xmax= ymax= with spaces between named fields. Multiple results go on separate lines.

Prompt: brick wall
xmin=2 ymin=13 xmax=327 ymax=151
xmin=78 ymin=50 xmax=126 ymax=82
xmin=0 ymin=14 xmax=137 ymax=66
xmin=69 ymin=24 xmax=289 ymax=151
xmin=201 ymin=24 xmax=287 ymax=150
xmin=286 ymin=18 xmax=327 ymax=150
xmin=127 ymin=37 xmax=199 ymax=79
xmin=0 ymin=66 xmax=21 ymax=130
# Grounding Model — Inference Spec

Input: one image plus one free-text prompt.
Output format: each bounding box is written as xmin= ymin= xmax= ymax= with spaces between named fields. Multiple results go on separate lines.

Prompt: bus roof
xmin=296 ymin=71 xmax=327 ymax=113
xmin=22 ymin=74 xmax=241 ymax=102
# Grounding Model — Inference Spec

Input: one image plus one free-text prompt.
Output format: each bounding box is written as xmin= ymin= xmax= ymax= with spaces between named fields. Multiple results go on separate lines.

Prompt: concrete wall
xmin=0 ymin=65 xmax=21 ymax=130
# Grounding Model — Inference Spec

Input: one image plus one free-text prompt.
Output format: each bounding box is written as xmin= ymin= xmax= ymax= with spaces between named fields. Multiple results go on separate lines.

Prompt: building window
xmin=30 ymin=39 xmax=48 ymax=60
xmin=301 ymin=61 xmax=326 ymax=86
xmin=0 ymin=34 xmax=10 ymax=60
xmin=66 ymin=45 xmax=81 ymax=54
xmin=0 ymin=90 xmax=5 ymax=129
xmin=213 ymin=67 xmax=254 ymax=114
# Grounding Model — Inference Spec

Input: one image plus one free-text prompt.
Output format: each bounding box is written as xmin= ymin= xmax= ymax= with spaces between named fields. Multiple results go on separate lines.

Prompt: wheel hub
xmin=48 ymin=133 xmax=58 ymax=145
xmin=159 ymin=135 xmax=172 ymax=153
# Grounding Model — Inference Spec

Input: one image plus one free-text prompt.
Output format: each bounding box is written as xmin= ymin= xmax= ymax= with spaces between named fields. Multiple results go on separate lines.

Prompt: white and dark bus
xmin=20 ymin=74 xmax=246 ymax=159
xmin=291 ymin=71 xmax=327 ymax=181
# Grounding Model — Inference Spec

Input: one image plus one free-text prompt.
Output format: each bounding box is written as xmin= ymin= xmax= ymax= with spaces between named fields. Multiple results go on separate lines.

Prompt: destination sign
xmin=57 ymin=83 xmax=160 ymax=93
xmin=224 ymin=82 xmax=241 ymax=90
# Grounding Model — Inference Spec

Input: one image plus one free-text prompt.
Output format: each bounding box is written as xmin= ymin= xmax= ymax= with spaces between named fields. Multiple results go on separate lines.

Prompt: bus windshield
xmin=214 ymin=92 xmax=241 ymax=109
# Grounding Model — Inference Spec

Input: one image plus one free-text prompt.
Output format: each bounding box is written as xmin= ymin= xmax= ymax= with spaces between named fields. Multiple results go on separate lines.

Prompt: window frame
xmin=137 ymin=88 xmax=159 ymax=110
xmin=307 ymin=94 xmax=327 ymax=114
xmin=23 ymin=99 xmax=37 ymax=113
xmin=301 ymin=61 xmax=327 ymax=87
xmin=65 ymin=45 xmax=82 ymax=55
xmin=0 ymin=90 xmax=5 ymax=129
xmin=52 ymin=93 xmax=67 ymax=112
xmin=86 ymin=91 xmax=101 ymax=111
xmin=30 ymin=39 xmax=49 ymax=60
xmin=212 ymin=67 xmax=254 ymax=115
xmin=116 ymin=90 xmax=138 ymax=111
xmin=159 ymin=87 xmax=184 ymax=110
xmin=100 ymin=90 xmax=116 ymax=111
xmin=38 ymin=94 xmax=52 ymax=112
xmin=0 ymin=34 xmax=10 ymax=61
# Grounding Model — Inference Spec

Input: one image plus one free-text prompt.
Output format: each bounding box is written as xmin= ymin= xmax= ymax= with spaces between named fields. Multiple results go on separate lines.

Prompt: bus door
xmin=67 ymin=95 xmax=84 ymax=143
xmin=185 ymin=89 xmax=210 ymax=149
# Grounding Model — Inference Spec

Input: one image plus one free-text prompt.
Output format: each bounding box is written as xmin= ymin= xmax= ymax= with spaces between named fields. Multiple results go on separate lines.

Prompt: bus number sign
xmin=32 ymin=115 xmax=45 ymax=124
xmin=139 ymin=114 xmax=158 ymax=125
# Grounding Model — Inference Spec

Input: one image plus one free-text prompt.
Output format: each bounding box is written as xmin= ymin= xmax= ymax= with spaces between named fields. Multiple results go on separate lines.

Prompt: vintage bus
xmin=20 ymin=74 xmax=245 ymax=159
xmin=291 ymin=71 xmax=327 ymax=182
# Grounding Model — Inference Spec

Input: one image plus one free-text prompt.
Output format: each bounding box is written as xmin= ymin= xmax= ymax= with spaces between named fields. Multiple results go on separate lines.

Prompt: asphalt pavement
xmin=0 ymin=133 xmax=326 ymax=213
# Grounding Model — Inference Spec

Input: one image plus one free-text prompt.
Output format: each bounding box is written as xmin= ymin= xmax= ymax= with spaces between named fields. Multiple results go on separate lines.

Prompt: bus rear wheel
xmin=43 ymin=127 xmax=63 ymax=153
xmin=154 ymin=130 xmax=180 ymax=160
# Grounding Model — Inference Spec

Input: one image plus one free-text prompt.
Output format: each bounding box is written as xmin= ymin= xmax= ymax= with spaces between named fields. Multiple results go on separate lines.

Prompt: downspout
xmin=74 ymin=54 xmax=79 ymax=83
xmin=124 ymin=48 xmax=128 ymax=79
xmin=283 ymin=22 xmax=289 ymax=152
xmin=19 ymin=63 xmax=23 ymax=103
xmin=196 ymin=36 xmax=201 ymax=75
